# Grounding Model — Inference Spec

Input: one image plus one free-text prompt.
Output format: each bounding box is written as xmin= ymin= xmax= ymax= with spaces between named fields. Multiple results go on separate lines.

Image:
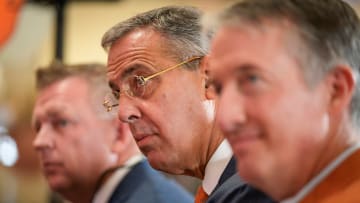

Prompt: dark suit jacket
xmin=108 ymin=160 xmax=193 ymax=203
xmin=207 ymin=157 xmax=275 ymax=203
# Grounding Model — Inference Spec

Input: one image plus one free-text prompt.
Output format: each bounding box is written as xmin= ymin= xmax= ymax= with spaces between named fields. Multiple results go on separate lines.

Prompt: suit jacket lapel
xmin=213 ymin=156 xmax=238 ymax=192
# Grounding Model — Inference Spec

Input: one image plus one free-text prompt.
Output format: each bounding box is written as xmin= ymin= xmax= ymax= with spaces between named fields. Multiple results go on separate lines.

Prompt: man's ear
xmin=327 ymin=65 xmax=355 ymax=114
xmin=199 ymin=55 xmax=209 ymax=85
xmin=199 ymin=55 xmax=216 ymax=100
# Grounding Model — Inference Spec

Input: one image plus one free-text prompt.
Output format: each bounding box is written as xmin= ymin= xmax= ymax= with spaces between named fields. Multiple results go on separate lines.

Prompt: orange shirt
xmin=301 ymin=148 xmax=360 ymax=203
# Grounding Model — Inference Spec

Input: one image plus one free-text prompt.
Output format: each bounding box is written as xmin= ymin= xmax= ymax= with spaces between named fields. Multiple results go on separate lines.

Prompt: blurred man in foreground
xmin=208 ymin=0 xmax=360 ymax=202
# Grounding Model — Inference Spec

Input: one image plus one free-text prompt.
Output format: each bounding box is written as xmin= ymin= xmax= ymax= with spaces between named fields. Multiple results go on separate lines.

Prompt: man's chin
xmin=146 ymin=152 xmax=160 ymax=165
xmin=146 ymin=152 xmax=168 ymax=170
xmin=47 ymin=176 xmax=70 ymax=192
xmin=146 ymin=153 xmax=183 ymax=174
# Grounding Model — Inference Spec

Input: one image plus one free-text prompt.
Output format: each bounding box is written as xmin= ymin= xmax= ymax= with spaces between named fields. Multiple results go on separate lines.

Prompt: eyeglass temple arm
xmin=139 ymin=56 xmax=202 ymax=84
xmin=103 ymin=100 xmax=119 ymax=112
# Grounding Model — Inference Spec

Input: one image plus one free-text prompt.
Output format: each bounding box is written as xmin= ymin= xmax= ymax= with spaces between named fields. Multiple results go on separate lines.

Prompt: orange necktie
xmin=194 ymin=186 xmax=209 ymax=203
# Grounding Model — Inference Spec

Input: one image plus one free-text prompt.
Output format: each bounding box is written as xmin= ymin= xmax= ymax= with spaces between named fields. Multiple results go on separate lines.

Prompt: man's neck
xmin=277 ymin=125 xmax=359 ymax=201
xmin=62 ymin=186 xmax=95 ymax=203
xmin=190 ymin=125 xmax=225 ymax=179
xmin=309 ymin=125 xmax=358 ymax=187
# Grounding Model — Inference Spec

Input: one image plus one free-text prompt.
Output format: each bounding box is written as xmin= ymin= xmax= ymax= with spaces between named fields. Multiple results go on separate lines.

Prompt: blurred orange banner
xmin=0 ymin=0 xmax=24 ymax=48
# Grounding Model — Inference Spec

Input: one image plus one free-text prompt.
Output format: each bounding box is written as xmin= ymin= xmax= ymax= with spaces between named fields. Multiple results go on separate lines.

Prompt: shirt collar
xmin=281 ymin=142 xmax=360 ymax=203
xmin=92 ymin=155 xmax=144 ymax=203
xmin=203 ymin=140 xmax=233 ymax=195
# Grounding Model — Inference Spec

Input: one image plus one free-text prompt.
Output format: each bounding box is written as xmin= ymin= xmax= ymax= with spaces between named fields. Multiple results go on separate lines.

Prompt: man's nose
xmin=117 ymin=96 xmax=141 ymax=123
xmin=33 ymin=125 xmax=54 ymax=151
xmin=216 ymin=84 xmax=247 ymax=135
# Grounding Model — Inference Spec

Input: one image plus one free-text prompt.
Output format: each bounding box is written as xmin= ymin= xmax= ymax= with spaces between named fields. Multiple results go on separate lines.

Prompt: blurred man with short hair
xmin=32 ymin=63 xmax=193 ymax=203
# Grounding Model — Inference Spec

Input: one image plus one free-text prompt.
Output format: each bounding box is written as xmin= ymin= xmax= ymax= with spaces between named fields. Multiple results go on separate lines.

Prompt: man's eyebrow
xmin=108 ymin=81 xmax=117 ymax=91
xmin=208 ymin=63 xmax=259 ymax=81
xmin=47 ymin=110 xmax=62 ymax=118
xmin=31 ymin=109 xmax=65 ymax=131
xmin=121 ymin=64 xmax=148 ymax=79
xmin=236 ymin=64 xmax=258 ymax=73
xmin=109 ymin=63 xmax=151 ymax=89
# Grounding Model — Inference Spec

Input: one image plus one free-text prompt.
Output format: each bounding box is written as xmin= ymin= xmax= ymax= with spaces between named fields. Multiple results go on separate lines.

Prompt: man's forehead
xmin=35 ymin=79 xmax=88 ymax=112
xmin=34 ymin=92 xmax=71 ymax=115
xmin=106 ymin=31 xmax=172 ymax=84
xmin=209 ymin=24 xmax=290 ymax=68
xmin=32 ymin=97 xmax=69 ymax=126
xmin=108 ymin=28 xmax=162 ymax=65
xmin=39 ymin=77 xmax=86 ymax=97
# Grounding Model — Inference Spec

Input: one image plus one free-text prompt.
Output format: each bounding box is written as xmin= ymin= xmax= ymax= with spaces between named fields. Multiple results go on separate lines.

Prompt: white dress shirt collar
xmin=202 ymin=140 xmax=233 ymax=195
xmin=92 ymin=155 xmax=144 ymax=203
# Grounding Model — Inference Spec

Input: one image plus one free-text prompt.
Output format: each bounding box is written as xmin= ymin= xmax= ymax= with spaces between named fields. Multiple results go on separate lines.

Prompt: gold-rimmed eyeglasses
xmin=103 ymin=56 xmax=203 ymax=112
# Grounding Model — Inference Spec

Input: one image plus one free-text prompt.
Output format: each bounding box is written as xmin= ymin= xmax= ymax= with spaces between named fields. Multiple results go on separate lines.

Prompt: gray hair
xmin=36 ymin=63 xmax=113 ymax=119
xmin=217 ymin=0 xmax=360 ymax=128
xmin=101 ymin=6 xmax=211 ymax=69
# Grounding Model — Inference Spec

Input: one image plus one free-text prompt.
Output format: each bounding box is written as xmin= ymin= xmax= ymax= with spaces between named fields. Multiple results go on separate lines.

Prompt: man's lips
xmin=225 ymin=127 xmax=260 ymax=141
xmin=42 ymin=162 xmax=63 ymax=173
xmin=226 ymin=131 xmax=260 ymax=154
xmin=133 ymin=133 xmax=150 ymax=142
xmin=133 ymin=133 xmax=159 ymax=142
xmin=133 ymin=133 xmax=160 ymax=152
xmin=129 ymin=122 xmax=159 ymax=146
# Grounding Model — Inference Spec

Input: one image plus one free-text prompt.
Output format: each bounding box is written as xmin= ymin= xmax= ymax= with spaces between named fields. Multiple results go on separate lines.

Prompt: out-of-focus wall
xmin=0 ymin=3 xmax=54 ymax=202
xmin=64 ymin=0 xmax=233 ymax=64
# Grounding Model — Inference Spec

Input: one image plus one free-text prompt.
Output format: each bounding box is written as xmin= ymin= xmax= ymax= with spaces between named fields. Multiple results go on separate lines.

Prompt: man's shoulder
xmin=208 ymin=174 xmax=275 ymax=203
xmin=109 ymin=160 xmax=193 ymax=203
xmin=301 ymin=148 xmax=360 ymax=203
xmin=207 ymin=155 xmax=275 ymax=203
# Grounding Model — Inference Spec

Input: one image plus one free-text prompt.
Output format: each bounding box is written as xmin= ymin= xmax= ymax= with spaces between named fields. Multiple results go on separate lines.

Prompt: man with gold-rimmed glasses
xmin=101 ymin=6 xmax=273 ymax=203
xmin=103 ymin=56 xmax=202 ymax=112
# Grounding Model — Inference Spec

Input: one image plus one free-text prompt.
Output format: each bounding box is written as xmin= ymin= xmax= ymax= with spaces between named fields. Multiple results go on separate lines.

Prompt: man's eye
xmin=34 ymin=122 xmax=41 ymax=133
xmin=238 ymin=73 xmax=260 ymax=86
xmin=247 ymin=74 xmax=259 ymax=83
xmin=53 ymin=119 xmax=69 ymax=128
xmin=135 ymin=75 xmax=146 ymax=86
xmin=207 ymin=79 xmax=222 ymax=96
xmin=112 ymin=90 xmax=120 ymax=99
xmin=214 ymin=83 xmax=223 ymax=95
xmin=235 ymin=72 xmax=265 ymax=95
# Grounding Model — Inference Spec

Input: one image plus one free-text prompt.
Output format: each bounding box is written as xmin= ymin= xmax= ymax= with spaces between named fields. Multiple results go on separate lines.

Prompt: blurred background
xmin=1 ymin=0 xmax=360 ymax=202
